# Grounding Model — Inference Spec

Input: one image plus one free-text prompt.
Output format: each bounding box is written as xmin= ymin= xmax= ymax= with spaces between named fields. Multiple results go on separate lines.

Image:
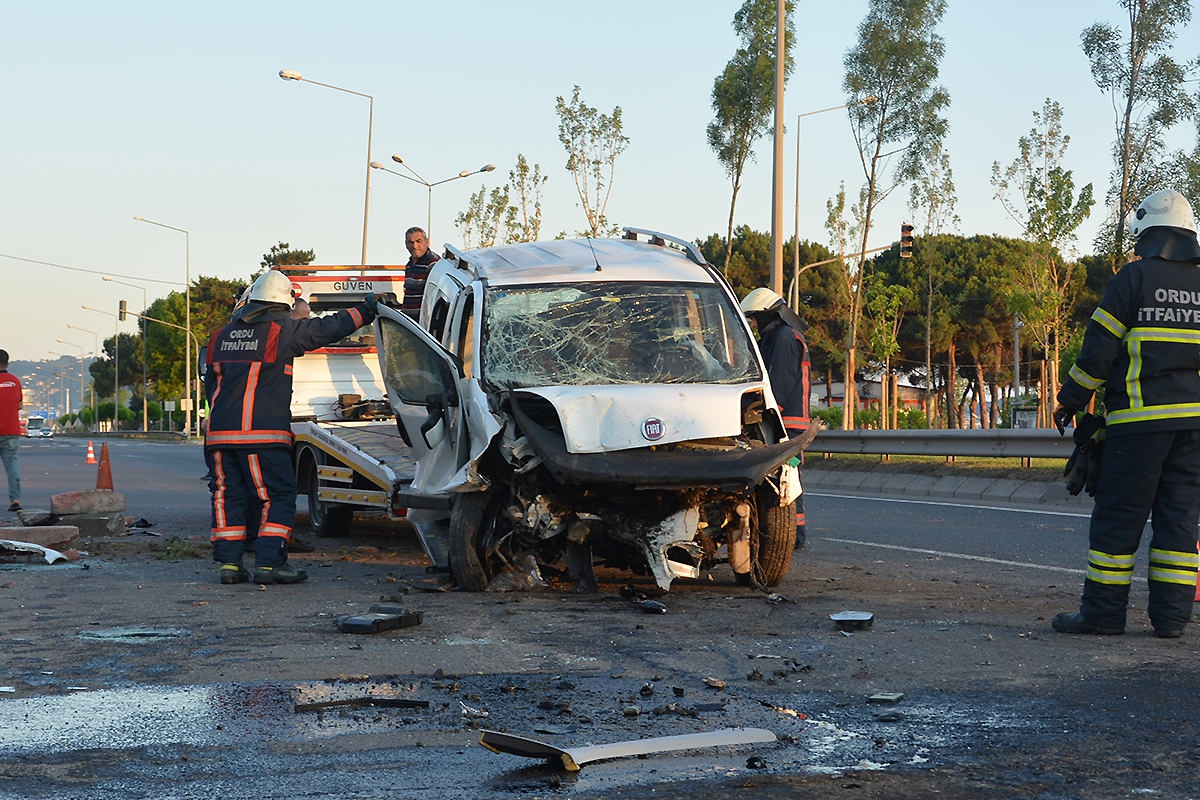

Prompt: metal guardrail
xmin=810 ymin=428 xmax=1072 ymax=459
xmin=57 ymin=431 xmax=190 ymax=442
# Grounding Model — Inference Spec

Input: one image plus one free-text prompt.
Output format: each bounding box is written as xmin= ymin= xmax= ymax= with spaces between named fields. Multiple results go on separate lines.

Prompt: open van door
xmin=374 ymin=305 xmax=464 ymax=496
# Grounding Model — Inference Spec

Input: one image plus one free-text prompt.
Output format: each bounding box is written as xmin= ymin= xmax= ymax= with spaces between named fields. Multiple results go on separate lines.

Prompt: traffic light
xmin=900 ymin=223 xmax=914 ymax=258
xmin=118 ymin=300 xmax=127 ymax=321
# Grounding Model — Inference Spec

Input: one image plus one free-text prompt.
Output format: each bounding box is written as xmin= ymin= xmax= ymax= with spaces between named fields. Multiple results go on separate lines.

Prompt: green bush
xmin=812 ymin=406 xmax=926 ymax=429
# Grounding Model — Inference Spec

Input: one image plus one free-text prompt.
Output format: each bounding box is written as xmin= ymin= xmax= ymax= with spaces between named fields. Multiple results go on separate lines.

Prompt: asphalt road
xmin=1 ymin=439 xmax=1196 ymax=800
xmin=10 ymin=436 xmax=213 ymax=529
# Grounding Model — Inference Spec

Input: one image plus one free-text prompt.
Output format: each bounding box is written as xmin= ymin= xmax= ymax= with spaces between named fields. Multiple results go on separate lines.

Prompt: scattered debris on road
xmin=460 ymin=701 xmax=489 ymax=718
xmin=293 ymin=697 xmax=430 ymax=713
xmin=335 ymin=604 xmax=423 ymax=634
xmin=703 ymin=677 xmax=727 ymax=690
xmin=867 ymin=692 xmax=905 ymax=704
xmin=479 ymin=727 xmax=777 ymax=771
xmin=0 ymin=539 xmax=70 ymax=565
xmin=831 ymin=611 xmax=874 ymax=631
xmin=639 ymin=599 xmax=668 ymax=614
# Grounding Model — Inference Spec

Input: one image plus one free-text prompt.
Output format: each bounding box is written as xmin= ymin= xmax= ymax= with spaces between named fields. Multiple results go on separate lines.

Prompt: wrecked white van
xmin=375 ymin=228 xmax=803 ymax=592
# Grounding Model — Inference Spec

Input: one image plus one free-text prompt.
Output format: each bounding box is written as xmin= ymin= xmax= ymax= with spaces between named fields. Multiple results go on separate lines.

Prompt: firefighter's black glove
xmin=1053 ymin=404 xmax=1077 ymax=436
xmin=1063 ymin=413 xmax=1105 ymax=496
xmin=363 ymin=293 xmax=386 ymax=314
xmin=1084 ymin=438 xmax=1104 ymax=497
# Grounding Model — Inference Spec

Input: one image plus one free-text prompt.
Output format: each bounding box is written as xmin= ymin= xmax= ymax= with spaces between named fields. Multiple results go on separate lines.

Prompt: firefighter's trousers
xmin=209 ymin=448 xmax=296 ymax=568
xmin=1082 ymin=429 xmax=1200 ymax=631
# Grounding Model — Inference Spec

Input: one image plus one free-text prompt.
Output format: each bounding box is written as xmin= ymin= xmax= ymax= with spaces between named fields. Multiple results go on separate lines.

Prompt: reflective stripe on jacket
xmin=1059 ymin=255 xmax=1200 ymax=433
xmin=205 ymin=303 xmax=374 ymax=449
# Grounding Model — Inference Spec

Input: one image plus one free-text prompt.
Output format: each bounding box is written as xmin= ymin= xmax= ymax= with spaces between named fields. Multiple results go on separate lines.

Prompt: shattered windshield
xmin=483 ymin=282 xmax=761 ymax=388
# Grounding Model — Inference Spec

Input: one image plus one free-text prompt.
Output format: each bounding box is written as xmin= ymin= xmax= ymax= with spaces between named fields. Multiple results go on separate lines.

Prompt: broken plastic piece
xmin=335 ymin=611 xmax=423 ymax=634
xmin=867 ymin=692 xmax=905 ymax=704
xmin=0 ymin=540 xmax=68 ymax=565
xmin=294 ymin=697 xmax=429 ymax=713
xmin=702 ymin=677 xmax=727 ymax=690
xmin=831 ymin=611 xmax=874 ymax=631
xmin=479 ymin=727 xmax=777 ymax=771
xmin=639 ymin=599 xmax=667 ymax=614
xmin=461 ymin=701 xmax=489 ymax=718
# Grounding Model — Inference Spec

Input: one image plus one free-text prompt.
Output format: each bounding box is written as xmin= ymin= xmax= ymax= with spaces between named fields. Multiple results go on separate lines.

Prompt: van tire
xmin=307 ymin=459 xmax=353 ymax=538
xmin=449 ymin=490 xmax=493 ymax=592
xmin=753 ymin=489 xmax=795 ymax=587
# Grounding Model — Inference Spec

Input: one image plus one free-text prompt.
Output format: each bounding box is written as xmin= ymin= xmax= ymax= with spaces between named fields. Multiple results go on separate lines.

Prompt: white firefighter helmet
xmin=247 ymin=270 xmax=295 ymax=307
xmin=1129 ymin=190 xmax=1197 ymax=239
xmin=740 ymin=287 xmax=785 ymax=314
xmin=233 ymin=285 xmax=252 ymax=311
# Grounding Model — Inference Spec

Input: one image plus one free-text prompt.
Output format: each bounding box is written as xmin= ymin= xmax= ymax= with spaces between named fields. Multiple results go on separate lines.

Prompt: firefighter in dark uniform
xmin=205 ymin=270 xmax=381 ymax=585
xmin=741 ymin=288 xmax=811 ymax=548
xmin=1053 ymin=189 xmax=1200 ymax=639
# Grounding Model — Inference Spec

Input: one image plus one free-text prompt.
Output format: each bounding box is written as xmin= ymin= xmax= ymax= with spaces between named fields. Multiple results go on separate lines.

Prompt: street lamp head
xmin=369 ymin=161 xmax=385 ymax=170
xmin=102 ymin=276 xmax=113 ymax=282
xmin=133 ymin=216 xmax=145 ymax=221
xmin=862 ymin=95 xmax=879 ymax=104
xmin=391 ymin=154 xmax=404 ymax=164
xmin=458 ymin=170 xmax=472 ymax=178
xmin=481 ymin=164 xmax=496 ymax=173
xmin=279 ymin=69 xmax=302 ymax=81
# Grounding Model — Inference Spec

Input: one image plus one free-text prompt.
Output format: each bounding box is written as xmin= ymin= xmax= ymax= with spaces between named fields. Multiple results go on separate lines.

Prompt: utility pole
xmin=769 ymin=0 xmax=786 ymax=294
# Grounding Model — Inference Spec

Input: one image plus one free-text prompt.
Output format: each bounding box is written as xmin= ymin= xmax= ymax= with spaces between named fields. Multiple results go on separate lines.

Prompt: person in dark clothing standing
xmin=204 ymin=270 xmax=381 ymax=585
xmin=741 ymin=288 xmax=811 ymax=548
xmin=401 ymin=226 xmax=440 ymax=322
xmin=1052 ymin=190 xmax=1200 ymax=639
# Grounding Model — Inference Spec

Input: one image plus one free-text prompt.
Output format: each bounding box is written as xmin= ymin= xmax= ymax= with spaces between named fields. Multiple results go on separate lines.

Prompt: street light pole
xmin=82 ymin=305 xmax=119 ymax=432
xmin=135 ymin=216 xmax=191 ymax=437
xmin=280 ymin=69 xmax=374 ymax=265
xmin=103 ymin=277 xmax=148 ymax=431
xmin=371 ymin=157 xmax=496 ymax=239
xmin=66 ymin=325 xmax=99 ymax=431
xmin=791 ymin=96 xmax=878 ymax=311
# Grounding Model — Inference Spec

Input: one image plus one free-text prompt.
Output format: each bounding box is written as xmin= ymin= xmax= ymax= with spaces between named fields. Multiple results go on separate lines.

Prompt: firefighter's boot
xmin=254 ymin=563 xmax=309 ymax=585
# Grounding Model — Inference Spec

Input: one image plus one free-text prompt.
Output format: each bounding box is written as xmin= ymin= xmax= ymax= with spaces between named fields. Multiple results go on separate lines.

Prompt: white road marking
xmin=820 ymin=536 xmax=1086 ymax=575
xmin=808 ymin=491 xmax=1092 ymax=519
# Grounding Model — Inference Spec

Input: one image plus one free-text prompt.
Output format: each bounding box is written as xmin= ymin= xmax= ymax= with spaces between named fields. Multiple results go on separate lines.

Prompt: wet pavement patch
xmin=78 ymin=627 xmax=192 ymax=643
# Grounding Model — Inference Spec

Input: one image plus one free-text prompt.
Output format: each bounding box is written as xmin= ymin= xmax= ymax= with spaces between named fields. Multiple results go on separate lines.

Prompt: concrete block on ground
xmin=802 ymin=470 xmax=831 ymax=486
xmin=17 ymin=509 xmax=52 ymax=527
xmin=953 ymin=477 xmax=994 ymax=500
xmin=50 ymin=512 xmax=125 ymax=537
xmin=881 ymin=473 xmax=918 ymax=493
xmin=859 ymin=473 xmax=890 ymax=490
xmin=929 ymin=476 xmax=968 ymax=498
xmin=1 ymin=526 xmax=79 ymax=551
xmin=901 ymin=475 xmax=937 ymax=496
xmin=981 ymin=479 xmax=1023 ymax=502
xmin=837 ymin=472 xmax=870 ymax=489
xmin=1009 ymin=482 xmax=1052 ymax=504
xmin=50 ymin=490 xmax=126 ymax=516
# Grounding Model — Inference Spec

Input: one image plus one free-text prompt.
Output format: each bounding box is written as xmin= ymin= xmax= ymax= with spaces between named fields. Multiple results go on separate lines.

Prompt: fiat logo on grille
xmin=642 ymin=418 xmax=665 ymax=441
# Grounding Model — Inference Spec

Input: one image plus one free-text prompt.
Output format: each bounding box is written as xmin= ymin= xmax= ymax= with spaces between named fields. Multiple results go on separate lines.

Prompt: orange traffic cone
xmin=86 ymin=441 xmax=97 ymax=465
xmin=96 ymin=443 xmax=113 ymax=491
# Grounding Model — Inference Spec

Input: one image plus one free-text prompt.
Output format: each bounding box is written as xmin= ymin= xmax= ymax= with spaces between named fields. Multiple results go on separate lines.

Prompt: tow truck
xmin=279 ymin=265 xmax=419 ymax=539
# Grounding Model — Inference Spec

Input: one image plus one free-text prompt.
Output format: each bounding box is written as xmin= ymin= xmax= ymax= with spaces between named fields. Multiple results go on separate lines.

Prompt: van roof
xmin=443 ymin=237 xmax=715 ymax=286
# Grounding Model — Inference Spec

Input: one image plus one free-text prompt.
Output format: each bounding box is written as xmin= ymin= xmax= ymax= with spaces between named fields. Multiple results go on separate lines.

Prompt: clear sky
xmin=3 ymin=1 xmax=1199 ymax=377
